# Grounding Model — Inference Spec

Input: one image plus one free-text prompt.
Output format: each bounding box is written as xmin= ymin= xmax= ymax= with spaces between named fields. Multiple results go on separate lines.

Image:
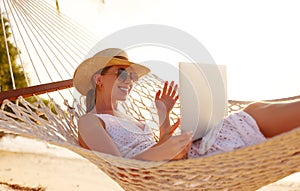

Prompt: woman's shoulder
xmin=78 ymin=113 xmax=97 ymax=120
xmin=78 ymin=114 xmax=95 ymax=124
xmin=78 ymin=113 xmax=106 ymax=129
xmin=78 ymin=108 xmax=103 ymax=120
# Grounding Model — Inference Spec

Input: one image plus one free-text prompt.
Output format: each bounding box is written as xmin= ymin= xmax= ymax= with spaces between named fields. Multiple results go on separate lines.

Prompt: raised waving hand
xmin=155 ymin=81 xmax=180 ymax=141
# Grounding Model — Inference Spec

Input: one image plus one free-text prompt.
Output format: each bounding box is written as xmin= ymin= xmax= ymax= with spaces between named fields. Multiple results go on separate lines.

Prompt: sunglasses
xmin=104 ymin=68 xmax=138 ymax=82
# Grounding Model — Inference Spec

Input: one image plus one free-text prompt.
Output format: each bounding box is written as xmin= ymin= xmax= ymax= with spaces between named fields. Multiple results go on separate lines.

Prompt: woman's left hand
xmin=155 ymin=81 xmax=180 ymax=139
xmin=155 ymin=81 xmax=179 ymax=114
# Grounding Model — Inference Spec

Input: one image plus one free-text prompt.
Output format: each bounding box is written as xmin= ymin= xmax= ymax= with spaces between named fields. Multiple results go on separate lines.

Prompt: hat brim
xmin=73 ymin=56 xmax=150 ymax=96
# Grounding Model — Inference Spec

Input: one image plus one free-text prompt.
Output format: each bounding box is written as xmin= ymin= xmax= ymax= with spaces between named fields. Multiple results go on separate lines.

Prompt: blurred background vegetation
xmin=0 ymin=13 xmax=28 ymax=92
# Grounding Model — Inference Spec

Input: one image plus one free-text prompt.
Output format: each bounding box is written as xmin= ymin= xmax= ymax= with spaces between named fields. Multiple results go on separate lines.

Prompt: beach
xmin=0 ymin=134 xmax=123 ymax=191
xmin=0 ymin=134 xmax=300 ymax=191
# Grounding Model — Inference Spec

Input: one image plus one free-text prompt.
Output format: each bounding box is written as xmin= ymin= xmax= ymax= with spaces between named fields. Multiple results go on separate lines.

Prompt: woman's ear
xmin=93 ymin=74 xmax=103 ymax=86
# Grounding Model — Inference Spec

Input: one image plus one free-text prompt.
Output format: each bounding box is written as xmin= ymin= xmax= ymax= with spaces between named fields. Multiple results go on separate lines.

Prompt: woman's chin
xmin=114 ymin=94 xmax=128 ymax=101
xmin=118 ymin=97 xmax=127 ymax=101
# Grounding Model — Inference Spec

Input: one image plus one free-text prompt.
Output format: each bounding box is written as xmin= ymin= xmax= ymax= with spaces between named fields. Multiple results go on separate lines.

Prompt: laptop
xmin=179 ymin=62 xmax=228 ymax=141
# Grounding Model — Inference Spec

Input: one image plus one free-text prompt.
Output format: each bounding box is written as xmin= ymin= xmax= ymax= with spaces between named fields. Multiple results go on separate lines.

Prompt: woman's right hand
xmin=132 ymin=132 xmax=193 ymax=161
xmin=155 ymin=132 xmax=193 ymax=161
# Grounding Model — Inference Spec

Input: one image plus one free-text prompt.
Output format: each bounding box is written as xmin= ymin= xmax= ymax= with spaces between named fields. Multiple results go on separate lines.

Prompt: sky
xmin=59 ymin=0 xmax=300 ymax=101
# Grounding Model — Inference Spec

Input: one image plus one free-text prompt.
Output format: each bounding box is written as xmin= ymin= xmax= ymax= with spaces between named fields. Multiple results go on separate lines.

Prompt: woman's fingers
xmin=167 ymin=81 xmax=174 ymax=95
xmin=157 ymin=132 xmax=192 ymax=161
xmin=170 ymin=84 xmax=178 ymax=97
xmin=173 ymin=143 xmax=191 ymax=160
xmin=170 ymin=118 xmax=181 ymax=134
xmin=162 ymin=81 xmax=168 ymax=96
xmin=155 ymin=90 xmax=161 ymax=100
xmin=161 ymin=81 xmax=179 ymax=98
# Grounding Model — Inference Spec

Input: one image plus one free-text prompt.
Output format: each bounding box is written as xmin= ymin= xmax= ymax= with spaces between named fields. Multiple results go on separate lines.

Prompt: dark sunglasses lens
xmin=117 ymin=68 xmax=138 ymax=82
xmin=131 ymin=72 xmax=138 ymax=81
xmin=117 ymin=68 xmax=128 ymax=81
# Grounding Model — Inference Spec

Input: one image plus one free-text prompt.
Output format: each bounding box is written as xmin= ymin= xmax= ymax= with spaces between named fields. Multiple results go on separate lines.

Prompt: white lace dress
xmin=95 ymin=114 xmax=156 ymax=158
xmin=95 ymin=111 xmax=266 ymax=159
xmin=188 ymin=111 xmax=266 ymax=158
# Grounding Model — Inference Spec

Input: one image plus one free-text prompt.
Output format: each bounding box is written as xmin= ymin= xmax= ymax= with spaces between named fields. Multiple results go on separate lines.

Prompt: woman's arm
xmin=78 ymin=114 xmax=192 ymax=161
xmin=131 ymin=132 xmax=192 ymax=161
xmin=78 ymin=114 xmax=122 ymax=156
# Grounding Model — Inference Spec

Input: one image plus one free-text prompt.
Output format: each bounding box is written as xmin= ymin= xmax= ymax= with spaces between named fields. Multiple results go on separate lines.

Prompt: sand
xmin=0 ymin=134 xmax=123 ymax=191
xmin=0 ymin=134 xmax=300 ymax=191
xmin=0 ymin=151 xmax=124 ymax=191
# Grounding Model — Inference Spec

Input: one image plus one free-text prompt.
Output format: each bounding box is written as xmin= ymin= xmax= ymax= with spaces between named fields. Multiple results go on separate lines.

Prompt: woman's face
xmin=101 ymin=66 xmax=138 ymax=101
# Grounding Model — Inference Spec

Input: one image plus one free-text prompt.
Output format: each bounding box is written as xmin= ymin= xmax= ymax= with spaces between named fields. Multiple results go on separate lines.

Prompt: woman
xmin=73 ymin=48 xmax=300 ymax=161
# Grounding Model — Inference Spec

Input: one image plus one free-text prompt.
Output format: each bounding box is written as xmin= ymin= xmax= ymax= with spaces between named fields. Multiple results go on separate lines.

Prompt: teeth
xmin=119 ymin=87 xmax=129 ymax=91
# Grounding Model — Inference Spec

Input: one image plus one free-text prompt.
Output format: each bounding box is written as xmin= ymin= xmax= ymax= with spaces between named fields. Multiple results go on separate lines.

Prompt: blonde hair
xmin=85 ymin=66 xmax=112 ymax=113
xmin=86 ymin=88 xmax=96 ymax=113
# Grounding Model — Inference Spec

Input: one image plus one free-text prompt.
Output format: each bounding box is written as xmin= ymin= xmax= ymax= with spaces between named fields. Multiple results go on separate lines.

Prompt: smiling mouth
xmin=118 ymin=86 xmax=130 ymax=94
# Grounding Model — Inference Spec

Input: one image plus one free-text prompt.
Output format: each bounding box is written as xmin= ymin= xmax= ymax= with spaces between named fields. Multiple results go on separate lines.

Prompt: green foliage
xmin=26 ymin=96 xmax=58 ymax=115
xmin=0 ymin=13 xmax=28 ymax=91
xmin=0 ymin=14 xmax=57 ymax=119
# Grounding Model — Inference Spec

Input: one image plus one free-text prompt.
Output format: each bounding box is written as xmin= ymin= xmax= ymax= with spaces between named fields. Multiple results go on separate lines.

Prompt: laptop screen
xmin=179 ymin=62 xmax=228 ymax=141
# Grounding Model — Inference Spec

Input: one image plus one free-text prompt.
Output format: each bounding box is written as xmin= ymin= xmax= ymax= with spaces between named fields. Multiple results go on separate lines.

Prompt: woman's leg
xmin=243 ymin=100 xmax=300 ymax=137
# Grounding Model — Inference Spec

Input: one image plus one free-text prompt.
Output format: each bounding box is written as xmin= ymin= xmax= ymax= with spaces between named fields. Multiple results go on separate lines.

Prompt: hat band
xmin=114 ymin=55 xmax=128 ymax=60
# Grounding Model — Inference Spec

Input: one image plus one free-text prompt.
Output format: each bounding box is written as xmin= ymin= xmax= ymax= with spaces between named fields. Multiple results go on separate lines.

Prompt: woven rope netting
xmin=1 ymin=0 xmax=300 ymax=190
xmin=0 ymin=0 xmax=99 ymax=105
xmin=1 ymin=75 xmax=300 ymax=191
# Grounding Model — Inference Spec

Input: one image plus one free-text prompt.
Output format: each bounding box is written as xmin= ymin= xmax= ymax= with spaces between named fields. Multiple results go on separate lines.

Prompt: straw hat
xmin=73 ymin=48 xmax=150 ymax=96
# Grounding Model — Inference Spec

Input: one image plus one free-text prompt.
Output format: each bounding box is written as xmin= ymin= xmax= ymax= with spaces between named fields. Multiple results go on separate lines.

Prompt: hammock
xmin=1 ymin=1 xmax=300 ymax=190
xmin=1 ymin=74 xmax=300 ymax=191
